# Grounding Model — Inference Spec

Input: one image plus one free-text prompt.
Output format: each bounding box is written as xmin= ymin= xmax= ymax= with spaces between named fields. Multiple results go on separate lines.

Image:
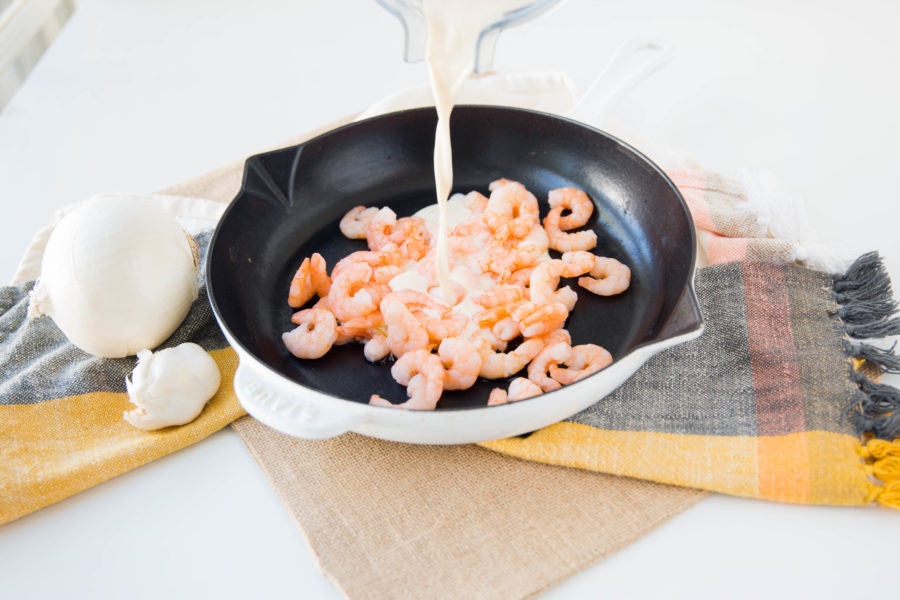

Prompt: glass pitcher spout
xmin=375 ymin=0 xmax=562 ymax=73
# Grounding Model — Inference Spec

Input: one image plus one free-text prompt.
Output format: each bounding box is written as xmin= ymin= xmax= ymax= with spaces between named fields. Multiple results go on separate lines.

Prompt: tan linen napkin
xmin=158 ymin=118 xmax=707 ymax=600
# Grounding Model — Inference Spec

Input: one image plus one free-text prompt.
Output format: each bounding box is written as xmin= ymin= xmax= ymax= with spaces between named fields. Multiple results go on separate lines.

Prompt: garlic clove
xmin=124 ymin=343 xmax=221 ymax=431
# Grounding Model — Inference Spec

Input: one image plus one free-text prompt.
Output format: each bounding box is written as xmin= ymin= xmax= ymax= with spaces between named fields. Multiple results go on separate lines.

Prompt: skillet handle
xmin=656 ymin=283 xmax=704 ymax=343
xmin=233 ymin=363 xmax=366 ymax=439
xmin=567 ymin=36 xmax=673 ymax=127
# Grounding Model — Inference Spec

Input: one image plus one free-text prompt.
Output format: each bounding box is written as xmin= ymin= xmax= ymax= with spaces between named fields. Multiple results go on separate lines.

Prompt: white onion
xmin=29 ymin=194 xmax=199 ymax=358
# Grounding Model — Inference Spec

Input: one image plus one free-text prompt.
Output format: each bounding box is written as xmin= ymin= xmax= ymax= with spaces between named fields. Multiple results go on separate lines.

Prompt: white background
xmin=2 ymin=0 xmax=900 ymax=598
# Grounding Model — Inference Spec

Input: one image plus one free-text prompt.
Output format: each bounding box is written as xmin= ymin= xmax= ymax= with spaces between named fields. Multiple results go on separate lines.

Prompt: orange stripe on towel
xmin=707 ymin=236 xmax=748 ymax=264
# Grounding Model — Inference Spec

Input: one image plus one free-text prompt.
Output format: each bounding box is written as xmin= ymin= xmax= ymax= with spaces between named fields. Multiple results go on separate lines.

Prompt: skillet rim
xmin=206 ymin=104 xmax=702 ymax=412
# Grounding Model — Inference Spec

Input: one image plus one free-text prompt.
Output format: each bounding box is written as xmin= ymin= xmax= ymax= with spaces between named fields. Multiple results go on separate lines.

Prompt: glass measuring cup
xmin=375 ymin=0 xmax=562 ymax=73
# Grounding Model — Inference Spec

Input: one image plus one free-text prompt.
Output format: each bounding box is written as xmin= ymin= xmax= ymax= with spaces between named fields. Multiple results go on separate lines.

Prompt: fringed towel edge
xmin=834 ymin=251 xmax=900 ymax=509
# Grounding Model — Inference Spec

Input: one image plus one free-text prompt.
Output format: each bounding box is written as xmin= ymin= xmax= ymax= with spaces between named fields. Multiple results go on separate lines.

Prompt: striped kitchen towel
xmin=481 ymin=169 xmax=900 ymax=509
xmin=2 ymin=167 xmax=899 ymax=528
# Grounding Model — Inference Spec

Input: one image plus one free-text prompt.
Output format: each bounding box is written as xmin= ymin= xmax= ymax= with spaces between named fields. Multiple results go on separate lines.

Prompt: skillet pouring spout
xmin=207 ymin=105 xmax=702 ymax=444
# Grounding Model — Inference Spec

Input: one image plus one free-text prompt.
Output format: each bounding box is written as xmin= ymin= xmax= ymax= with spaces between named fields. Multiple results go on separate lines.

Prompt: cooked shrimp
xmin=475 ymin=300 xmax=528 ymax=329
xmin=579 ymin=257 xmax=631 ymax=296
xmin=288 ymin=257 xmax=315 ymax=308
xmin=529 ymin=260 xmax=565 ymax=304
xmin=335 ymin=311 xmax=384 ymax=340
xmin=487 ymin=387 xmax=509 ymax=406
xmin=527 ymin=341 xmax=572 ymax=392
xmin=544 ymin=207 xmax=598 ymax=252
xmin=549 ymin=344 xmax=613 ymax=385
xmin=464 ymin=190 xmax=488 ymax=213
xmin=479 ymin=338 xmax=543 ymax=379
xmin=508 ymin=226 xmax=549 ymax=270
xmin=474 ymin=326 xmax=508 ymax=353
xmin=560 ymin=251 xmax=596 ymax=278
xmin=391 ymin=216 xmax=431 ymax=260
xmin=282 ymin=309 xmax=338 ymax=359
xmin=422 ymin=312 xmax=468 ymax=341
xmin=381 ymin=296 xmax=430 ymax=357
xmin=329 ymin=262 xmax=377 ymax=320
xmin=512 ymin=302 xmax=569 ymax=338
xmin=373 ymin=264 xmax=403 ymax=285
xmin=369 ymin=349 xmax=445 ymax=410
xmin=364 ymin=332 xmax=390 ymax=362
xmin=475 ymin=284 xmax=524 ymax=309
xmin=366 ymin=207 xmax=397 ymax=251
xmin=488 ymin=178 xmax=514 ymax=191
xmin=486 ymin=377 xmax=543 ymax=406
xmin=309 ymin=253 xmax=331 ymax=297
xmin=332 ymin=247 xmax=401 ymax=280
xmin=532 ymin=327 xmax=571 ymax=348
xmin=508 ymin=266 xmax=535 ymax=288
xmin=508 ymin=377 xmax=543 ymax=401
xmin=548 ymin=187 xmax=594 ymax=231
xmin=492 ymin=317 xmax=520 ymax=342
xmin=484 ymin=180 xmax=540 ymax=238
xmin=439 ymin=337 xmax=483 ymax=390
xmin=340 ymin=206 xmax=379 ymax=239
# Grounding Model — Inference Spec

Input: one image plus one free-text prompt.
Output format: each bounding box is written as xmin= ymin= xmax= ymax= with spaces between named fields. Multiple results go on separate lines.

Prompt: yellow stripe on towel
xmin=0 ymin=348 xmax=244 ymax=525
xmin=480 ymin=423 xmax=874 ymax=506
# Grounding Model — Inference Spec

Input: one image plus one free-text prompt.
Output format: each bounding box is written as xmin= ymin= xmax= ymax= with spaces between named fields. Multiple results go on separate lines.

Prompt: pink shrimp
xmin=474 ymin=326 xmax=508 ymax=353
xmin=527 ymin=341 xmax=572 ymax=392
xmin=548 ymin=187 xmax=594 ymax=231
xmin=391 ymin=216 xmax=431 ymax=260
xmin=549 ymin=344 xmax=613 ymax=385
xmin=532 ymin=327 xmax=571 ymax=348
xmin=560 ymin=251 xmax=596 ymax=277
xmin=508 ymin=266 xmax=535 ymax=288
xmin=579 ymin=256 xmax=631 ymax=296
xmin=487 ymin=388 xmax=509 ymax=406
xmin=309 ymin=253 xmax=331 ymax=297
xmin=507 ymin=226 xmax=549 ymax=270
xmin=439 ymin=337 xmax=483 ymax=390
xmin=282 ymin=309 xmax=338 ymax=359
xmin=464 ymin=190 xmax=488 ymax=213
xmin=475 ymin=284 xmax=524 ymax=309
xmin=369 ymin=349 xmax=445 ymax=410
xmin=479 ymin=338 xmax=544 ymax=379
xmin=366 ymin=207 xmax=397 ymax=251
xmin=492 ymin=317 xmax=520 ymax=342
xmin=363 ymin=332 xmax=390 ymax=362
xmin=380 ymin=296 xmax=430 ymax=357
xmin=486 ymin=377 xmax=542 ymax=406
xmin=543 ymin=207 xmax=598 ymax=252
xmin=335 ymin=311 xmax=384 ymax=341
xmin=422 ymin=312 xmax=468 ymax=342
xmin=340 ymin=206 xmax=379 ymax=239
xmin=288 ymin=257 xmax=315 ymax=308
xmin=329 ymin=262 xmax=377 ymax=321
xmin=484 ymin=180 xmax=540 ymax=238
xmin=512 ymin=301 xmax=569 ymax=338
xmin=529 ymin=260 xmax=565 ymax=304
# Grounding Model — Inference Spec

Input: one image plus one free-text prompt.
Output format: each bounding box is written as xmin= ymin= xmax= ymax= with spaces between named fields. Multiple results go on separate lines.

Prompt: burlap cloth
xmin=160 ymin=121 xmax=707 ymax=600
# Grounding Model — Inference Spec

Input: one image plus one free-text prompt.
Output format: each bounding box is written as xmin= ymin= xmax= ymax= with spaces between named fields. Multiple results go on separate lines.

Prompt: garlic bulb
xmin=124 ymin=343 xmax=221 ymax=430
xmin=28 ymin=194 xmax=199 ymax=358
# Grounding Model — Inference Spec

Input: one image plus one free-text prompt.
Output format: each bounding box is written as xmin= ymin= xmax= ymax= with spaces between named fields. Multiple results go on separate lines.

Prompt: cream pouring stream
xmin=423 ymin=0 xmax=535 ymax=301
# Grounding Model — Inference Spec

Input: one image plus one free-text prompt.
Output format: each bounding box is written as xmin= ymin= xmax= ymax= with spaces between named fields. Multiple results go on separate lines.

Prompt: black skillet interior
xmin=208 ymin=106 xmax=699 ymax=409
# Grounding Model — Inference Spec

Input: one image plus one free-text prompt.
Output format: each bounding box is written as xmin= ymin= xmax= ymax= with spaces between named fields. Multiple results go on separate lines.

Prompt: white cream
xmin=389 ymin=269 xmax=431 ymax=294
xmin=422 ymin=0 xmax=535 ymax=301
xmin=414 ymin=192 xmax=471 ymax=230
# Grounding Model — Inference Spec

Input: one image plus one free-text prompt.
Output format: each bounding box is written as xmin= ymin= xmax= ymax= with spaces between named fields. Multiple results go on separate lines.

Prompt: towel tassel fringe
xmin=835 ymin=252 xmax=900 ymax=440
xmin=860 ymin=438 xmax=900 ymax=509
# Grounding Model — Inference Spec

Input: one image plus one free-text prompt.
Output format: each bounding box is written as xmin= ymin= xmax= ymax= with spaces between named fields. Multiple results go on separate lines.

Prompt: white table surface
xmin=2 ymin=0 xmax=900 ymax=597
